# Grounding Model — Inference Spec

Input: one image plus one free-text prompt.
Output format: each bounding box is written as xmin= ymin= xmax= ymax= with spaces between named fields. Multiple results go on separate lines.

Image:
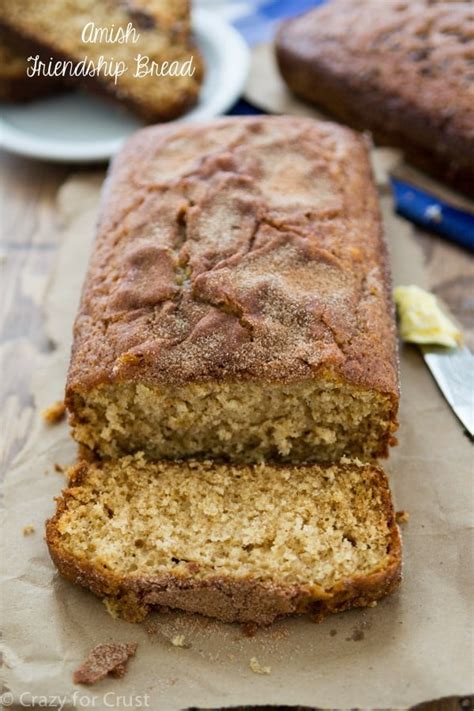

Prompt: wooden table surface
xmin=1 ymin=149 xmax=472 ymax=711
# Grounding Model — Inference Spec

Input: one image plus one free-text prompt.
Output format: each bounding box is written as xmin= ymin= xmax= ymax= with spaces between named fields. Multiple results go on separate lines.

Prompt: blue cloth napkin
xmin=226 ymin=0 xmax=474 ymax=250
xmin=232 ymin=0 xmax=326 ymax=46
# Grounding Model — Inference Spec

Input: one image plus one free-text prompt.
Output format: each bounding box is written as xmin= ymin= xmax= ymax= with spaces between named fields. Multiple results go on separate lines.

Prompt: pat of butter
xmin=394 ymin=285 xmax=462 ymax=348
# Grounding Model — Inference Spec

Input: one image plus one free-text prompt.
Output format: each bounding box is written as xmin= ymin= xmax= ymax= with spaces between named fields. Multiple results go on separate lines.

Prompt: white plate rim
xmin=0 ymin=9 xmax=250 ymax=163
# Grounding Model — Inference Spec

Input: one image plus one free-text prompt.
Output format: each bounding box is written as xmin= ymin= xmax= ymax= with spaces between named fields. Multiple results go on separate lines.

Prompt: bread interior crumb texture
xmin=70 ymin=379 xmax=393 ymax=463
xmin=55 ymin=457 xmax=394 ymax=588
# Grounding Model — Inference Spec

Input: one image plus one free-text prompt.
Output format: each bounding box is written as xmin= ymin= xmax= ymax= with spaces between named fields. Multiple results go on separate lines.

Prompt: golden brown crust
xmin=46 ymin=460 xmax=402 ymax=626
xmin=275 ymin=0 xmax=474 ymax=196
xmin=0 ymin=33 xmax=61 ymax=102
xmin=65 ymin=116 xmax=399 ymax=416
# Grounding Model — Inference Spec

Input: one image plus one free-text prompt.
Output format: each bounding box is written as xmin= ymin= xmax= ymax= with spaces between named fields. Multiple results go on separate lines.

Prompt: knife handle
xmin=391 ymin=178 xmax=474 ymax=252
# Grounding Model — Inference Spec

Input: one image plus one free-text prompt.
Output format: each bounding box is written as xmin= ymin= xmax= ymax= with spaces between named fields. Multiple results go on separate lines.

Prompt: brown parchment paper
xmin=1 ymin=162 xmax=473 ymax=707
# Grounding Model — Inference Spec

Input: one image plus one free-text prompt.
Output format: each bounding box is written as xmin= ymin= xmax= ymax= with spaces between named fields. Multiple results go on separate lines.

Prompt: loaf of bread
xmin=46 ymin=456 xmax=402 ymax=625
xmin=276 ymin=0 xmax=474 ymax=196
xmin=0 ymin=0 xmax=203 ymax=122
xmin=0 ymin=33 xmax=59 ymax=101
xmin=66 ymin=116 xmax=399 ymax=464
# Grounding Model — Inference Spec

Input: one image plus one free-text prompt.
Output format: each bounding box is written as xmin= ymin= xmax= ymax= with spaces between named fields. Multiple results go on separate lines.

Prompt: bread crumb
xmin=171 ymin=634 xmax=189 ymax=648
xmin=54 ymin=463 xmax=64 ymax=473
xmin=242 ymin=622 xmax=258 ymax=637
xmin=368 ymin=601 xmax=378 ymax=608
xmin=346 ymin=628 xmax=364 ymax=642
xmin=42 ymin=401 xmax=66 ymax=424
xmin=270 ymin=626 xmax=290 ymax=641
xmin=73 ymin=643 xmax=137 ymax=685
xmin=340 ymin=455 xmax=364 ymax=466
xmin=103 ymin=598 xmax=120 ymax=619
xmin=22 ymin=525 xmax=35 ymax=536
xmin=249 ymin=657 xmax=271 ymax=675
xmin=144 ymin=619 xmax=159 ymax=637
xmin=396 ymin=510 xmax=410 ymax=524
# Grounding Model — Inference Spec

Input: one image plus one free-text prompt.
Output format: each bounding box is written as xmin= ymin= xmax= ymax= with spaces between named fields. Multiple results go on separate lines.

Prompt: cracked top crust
xmin=67 ymin=116 xmax=398 ymax=396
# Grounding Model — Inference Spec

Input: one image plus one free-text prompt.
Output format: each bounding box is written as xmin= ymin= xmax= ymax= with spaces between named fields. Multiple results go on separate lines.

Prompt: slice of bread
xmin=46 ymin=456 xmax=401 ymax=625
xmin=0 ymin=33 xmax=60 ymax=101
xmin=0 ymin=0 xmax=204 ymax=121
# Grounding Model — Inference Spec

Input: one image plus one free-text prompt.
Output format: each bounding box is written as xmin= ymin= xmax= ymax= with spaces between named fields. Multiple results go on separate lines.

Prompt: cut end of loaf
xmin=65 ymin=116 xmax=399 ymax=463
xmin=46 ymin=456 xmax=401 ymax=625
xmin=68 ymin=377 xmax=398 ymax=464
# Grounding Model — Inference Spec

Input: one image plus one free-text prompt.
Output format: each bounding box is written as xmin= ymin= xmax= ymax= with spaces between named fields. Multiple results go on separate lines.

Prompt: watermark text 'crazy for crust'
xmin=1 ymin=691 xmax=151 ymax=709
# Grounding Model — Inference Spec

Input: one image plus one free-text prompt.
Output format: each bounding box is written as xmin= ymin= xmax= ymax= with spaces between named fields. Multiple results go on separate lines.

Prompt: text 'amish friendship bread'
xmin=276 ymin=0 xmax=474 ymax=196
xmin=66 ymin=116 xmax=399 ymax=464
xmin=46 ymin=456 xmax=402 ymax=625
xmin=0 ymin=0 xmax=203 ymax=122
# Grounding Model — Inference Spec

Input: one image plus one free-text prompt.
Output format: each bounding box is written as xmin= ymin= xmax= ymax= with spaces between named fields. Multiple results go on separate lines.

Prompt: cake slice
xmin=65 ymin=116 xmax=399 ymax=464
xmin=0 ymin=0 xmax=203 ymax=121
xmin=46 ymin=456 xmax=402 ymax=625
xmin=275 ymin=0 xmax=474 ymax=196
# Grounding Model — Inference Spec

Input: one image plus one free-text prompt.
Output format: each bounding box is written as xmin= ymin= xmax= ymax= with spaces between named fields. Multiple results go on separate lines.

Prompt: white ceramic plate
xmin=0 ymin=9 xmax=250 ymax=163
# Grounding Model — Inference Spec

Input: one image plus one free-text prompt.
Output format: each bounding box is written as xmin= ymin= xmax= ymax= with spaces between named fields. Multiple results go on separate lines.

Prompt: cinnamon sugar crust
xmin=73 ymin=642 xmax=138 ymax=685
xmin=276 ymin=0 xmax=474 ymax=196
xmin=66 ymin=117 xmax=399 ymax=462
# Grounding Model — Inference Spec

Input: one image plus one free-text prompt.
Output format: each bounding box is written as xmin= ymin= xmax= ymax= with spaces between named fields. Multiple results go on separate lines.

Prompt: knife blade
xmin=421 ymin=344 xmax=474 ymax=437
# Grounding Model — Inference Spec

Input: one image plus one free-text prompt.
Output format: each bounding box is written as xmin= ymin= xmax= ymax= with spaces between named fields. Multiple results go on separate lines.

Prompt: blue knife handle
xmin=391 ymin=177 xmax=474 ymax=252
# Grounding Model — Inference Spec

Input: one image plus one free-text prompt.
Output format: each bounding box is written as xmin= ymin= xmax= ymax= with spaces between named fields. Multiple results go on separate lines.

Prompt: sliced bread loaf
xmin=46 ymin=456 xmax=401 ymax=625
xmin=0 ymin=0 xmax=203 ymax=121
xmin=65 ymin=117 xmax=399 ymax=465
